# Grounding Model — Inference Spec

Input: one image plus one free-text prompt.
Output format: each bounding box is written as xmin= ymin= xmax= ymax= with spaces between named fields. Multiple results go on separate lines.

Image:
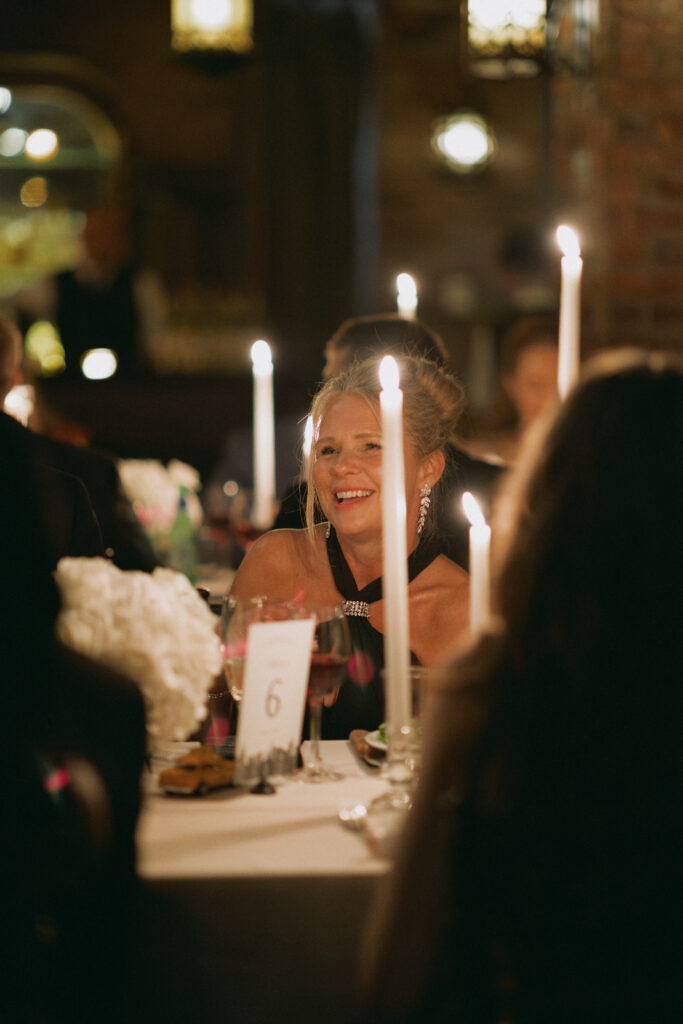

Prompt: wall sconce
xmin=466 ymin=0 xmax=547 ymax=79
xmin=431 ymin=110 xmax=497 ymax=174
xmin=171 ymin=0 xmax=253 ymax=54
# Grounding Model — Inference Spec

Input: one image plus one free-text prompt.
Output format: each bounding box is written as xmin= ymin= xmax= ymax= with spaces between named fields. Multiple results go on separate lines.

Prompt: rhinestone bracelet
xmin=342 ymin=599 xmax=371 ymax=618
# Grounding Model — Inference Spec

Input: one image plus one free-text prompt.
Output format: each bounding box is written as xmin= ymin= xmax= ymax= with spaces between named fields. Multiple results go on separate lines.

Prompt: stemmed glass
xmin=220 ymin=595 xmax=302 ymax=792
xmin=219 ymin=594 xmax=267 ymax=704
xmin=359 ymin=666 xmax=430 ymax=855
xmin=300 ymin=604 xmax=351 ymax=783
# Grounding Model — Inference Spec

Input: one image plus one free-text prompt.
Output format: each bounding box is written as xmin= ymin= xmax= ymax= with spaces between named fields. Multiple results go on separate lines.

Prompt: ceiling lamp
xmin=431 ymin=111 xmax=497 ymax=174
xmin=171 ymin=0 xmax=253 ymax=54
xmin=467 ymin=0 xmax=547 ymax=79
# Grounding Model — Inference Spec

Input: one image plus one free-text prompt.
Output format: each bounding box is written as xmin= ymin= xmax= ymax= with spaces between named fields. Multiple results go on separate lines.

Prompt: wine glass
xmin=301 ymin=604 xmax=351 ymax=783
xmin=220 ymin=595 xmax=302 ymax=791
xmin=359 ymin=666 xmax=431 ymax=856
xmin=224 ymin=486 xmax=276 ymax=555
xmin=220 ymin=595 xmax=260 ymax=703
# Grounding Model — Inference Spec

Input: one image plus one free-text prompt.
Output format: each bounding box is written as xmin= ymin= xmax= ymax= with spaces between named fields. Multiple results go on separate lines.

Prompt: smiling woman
xmin=229 ymin=354 xmax=470 ymax=739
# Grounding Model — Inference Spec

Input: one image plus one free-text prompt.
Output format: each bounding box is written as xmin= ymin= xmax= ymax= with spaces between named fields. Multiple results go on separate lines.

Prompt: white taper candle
xmin=379 ymin=356 xmax=412 ymax=736
xmin=250 ymin=340 xmax=275 ymax=530
xmin=462 ymin=491 xmax=491 ymax=634
xmin=556 ymin=225 xmax=583 ymax=399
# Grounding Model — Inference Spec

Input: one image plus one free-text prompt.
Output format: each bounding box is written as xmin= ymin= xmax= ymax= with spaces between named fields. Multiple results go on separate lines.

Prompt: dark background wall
xmin=1 ymin=0 xmax=681 ymax=481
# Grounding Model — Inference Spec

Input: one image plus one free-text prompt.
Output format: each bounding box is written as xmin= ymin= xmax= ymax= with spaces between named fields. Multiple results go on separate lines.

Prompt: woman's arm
xmin=229 ymin=529 xmax=300 ymax=602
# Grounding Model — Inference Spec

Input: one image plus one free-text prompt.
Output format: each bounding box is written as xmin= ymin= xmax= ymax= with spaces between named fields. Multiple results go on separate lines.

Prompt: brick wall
xmin=552 ymin=0 xmax=683 ymax=356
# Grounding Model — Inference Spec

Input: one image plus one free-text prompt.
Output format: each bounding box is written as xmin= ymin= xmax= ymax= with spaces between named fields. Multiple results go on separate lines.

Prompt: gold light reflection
xmin=468 ymin=0 xmax=546 ymax=78
xmin=171 ymin=0 xmax=253 ymax=53
xmin=25 ymin=128 xmax=59 ymax=161
xmin=25 ymin=321 xmax=65 ymax=376
xmin=0 ymin=87 xmax=12 ymax=114
xmin=20 ymin=176 xmax=48 ymax=207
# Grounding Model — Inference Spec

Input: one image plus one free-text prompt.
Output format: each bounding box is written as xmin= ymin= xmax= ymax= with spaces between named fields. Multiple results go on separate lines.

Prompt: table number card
xmin=234 ymin=617 xmax=315 ymax=785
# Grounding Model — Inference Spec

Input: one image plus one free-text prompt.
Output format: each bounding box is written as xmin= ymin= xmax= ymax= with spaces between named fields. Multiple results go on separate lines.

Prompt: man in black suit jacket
xmin=1 ymin=316 xmax=158 ymax=570
xmin=2 ymin=413 xmax=146 ymax=1024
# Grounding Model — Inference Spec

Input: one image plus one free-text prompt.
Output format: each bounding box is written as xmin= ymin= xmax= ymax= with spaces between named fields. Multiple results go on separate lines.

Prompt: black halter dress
xmin=321 ymin=526 xmax=439 ymax=739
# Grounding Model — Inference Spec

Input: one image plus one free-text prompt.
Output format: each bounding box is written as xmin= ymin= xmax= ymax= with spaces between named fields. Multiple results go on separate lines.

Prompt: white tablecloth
xmin=128 ymin=742 xmax=391 ymax=1023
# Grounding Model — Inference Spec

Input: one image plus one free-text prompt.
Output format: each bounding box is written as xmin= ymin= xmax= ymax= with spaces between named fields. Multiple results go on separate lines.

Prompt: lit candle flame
xmin=556 ymin=224 xmax=581 ymax=259
xmin=396 ymin=272 xmax=417 ymax=300
xmin=462 ymin=491 xmax=486 ymax=528
xmin=250 ymin=339 xmax=272 ymax=372
xmin=379 ymin=354 xmax=400 ymax=392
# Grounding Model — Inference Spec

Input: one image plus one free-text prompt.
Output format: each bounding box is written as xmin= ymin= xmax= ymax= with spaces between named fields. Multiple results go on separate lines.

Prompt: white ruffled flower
xmin=54 ymin=558 xmax=222 ymax=748
xmin=118 ymin=458 xmax=203 ymax=532
xmin=168 ymin=459 xmax=201 ymax=493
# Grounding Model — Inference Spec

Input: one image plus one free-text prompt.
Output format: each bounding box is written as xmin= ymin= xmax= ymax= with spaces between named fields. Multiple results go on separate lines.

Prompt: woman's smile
xmin=334 ymin=488 xmax=374 ymax=506
xmin=313 ymin=395 xmax=383 ymax=532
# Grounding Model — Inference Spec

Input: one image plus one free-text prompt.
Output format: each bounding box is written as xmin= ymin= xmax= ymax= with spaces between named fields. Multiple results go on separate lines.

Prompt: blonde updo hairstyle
xmin=305 ymin=354 xmax=465 ymax=534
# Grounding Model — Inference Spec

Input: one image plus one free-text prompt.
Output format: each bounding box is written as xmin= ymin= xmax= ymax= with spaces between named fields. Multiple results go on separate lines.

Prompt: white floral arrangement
xmin=54 ymin=557 xmax=222 ymax=747
xmin=118 ymin=458 xmax=203 ymax=537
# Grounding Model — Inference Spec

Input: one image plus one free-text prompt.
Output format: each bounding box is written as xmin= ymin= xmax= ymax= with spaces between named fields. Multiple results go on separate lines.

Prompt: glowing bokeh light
xmin=20 ymin=176 xmax=48 ymax=207
xmin=191 ymin=0 xmax=231 ymax=31
xmin=431 ymin=112 xmax=497 ymax=173
xmin=0 ymin=127 xmax=28 ymax=157
xmin=80 ymin=348 xmax=118 ymax=380
xmin=25 ymin=128 xmax=59 ymax=160
xmin=3 ymin=384 xmax=35 ymax=425
xmin=25 ymin=321 xmax=65 ymax=375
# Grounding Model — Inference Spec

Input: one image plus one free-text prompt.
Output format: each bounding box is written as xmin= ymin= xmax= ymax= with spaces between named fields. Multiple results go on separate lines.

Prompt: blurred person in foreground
xmin=466 ymin=312 xmax=559 ymax=465
xmin=0 ymin=315 xmax=158 ymax=571
xmin=231 ymin=355 xmax=470 ymax=738
xmin=274 ymin=314 xmax=505 ymax=570
xmin=1 ymin=415 xmax=146 ymax=1022
xmin=362 ymin=349 xmax=683 ymax=1023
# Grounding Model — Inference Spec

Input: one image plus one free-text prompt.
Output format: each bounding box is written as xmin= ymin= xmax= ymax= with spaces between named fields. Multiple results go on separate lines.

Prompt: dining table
xmin=127 ymin=740 xmax=394 ymax=1023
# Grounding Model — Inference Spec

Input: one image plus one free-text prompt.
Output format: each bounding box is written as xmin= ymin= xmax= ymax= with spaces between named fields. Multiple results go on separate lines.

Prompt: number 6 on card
xmin=234 ymin=615 xmax=315 ymax=785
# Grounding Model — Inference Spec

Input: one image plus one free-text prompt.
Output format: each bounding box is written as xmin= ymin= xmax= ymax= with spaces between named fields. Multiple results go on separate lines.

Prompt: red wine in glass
xmin=301 ymin=606 xmax=351 ymax=782
xmin=307 ymin=652 xmax=349 ymax=706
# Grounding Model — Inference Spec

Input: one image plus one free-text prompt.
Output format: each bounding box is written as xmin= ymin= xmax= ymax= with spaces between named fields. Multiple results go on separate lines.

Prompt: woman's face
xmin=504 ymin=341 xmax=559 ymax=430
xmin=312 ymin=394 xmax=435 ymax=542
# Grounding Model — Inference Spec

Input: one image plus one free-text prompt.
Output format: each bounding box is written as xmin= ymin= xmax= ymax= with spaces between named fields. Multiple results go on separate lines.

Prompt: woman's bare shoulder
xmin=425 ymin=552 xmax=470 ymax=591
xmin=410 ymin=554 xmax=470 ymax=665
xmin=230 ymin=527 xmax=325 ymax=601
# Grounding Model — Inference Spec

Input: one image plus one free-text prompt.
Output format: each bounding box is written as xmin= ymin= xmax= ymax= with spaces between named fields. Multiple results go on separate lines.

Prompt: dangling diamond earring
xmin=325 ymin=521 xmax=331 ymax=539
xmin=417 ymin=484 xmax=431 ymax=535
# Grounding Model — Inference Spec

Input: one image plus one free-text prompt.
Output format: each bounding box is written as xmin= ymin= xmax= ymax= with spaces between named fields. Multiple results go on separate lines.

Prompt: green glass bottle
xmin=167 ymin=488 xmax=198 ymax=584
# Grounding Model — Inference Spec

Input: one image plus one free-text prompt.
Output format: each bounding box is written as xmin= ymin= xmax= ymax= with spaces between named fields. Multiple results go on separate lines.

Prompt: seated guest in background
xmin=2 ymin=413 xmax=146 ymax=1023
xmin=0 ymin=315 xmax=159 ymax=571
xmin=362 ymin=349 xmax=683 ymax=1022
xmin=274 ymin=313 xmax=505 ymax=570
xmin=465 ymin=311 xmax=559 ymax=465
xmin=231 ymin=355 xmax=470 ymax=738
xmin=13 ymin=203 xmax=166 ymax=380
